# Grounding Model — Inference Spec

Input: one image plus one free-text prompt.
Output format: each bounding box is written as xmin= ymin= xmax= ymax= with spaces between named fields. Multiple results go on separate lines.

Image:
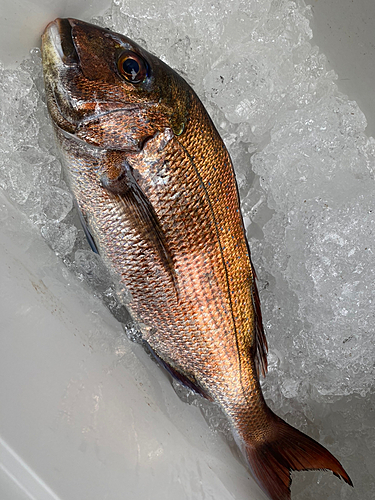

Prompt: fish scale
xmin=130 ymin=136 xmax=233 ymax=336
xmin=171 ymin=101 xmax=256 ymax=371
xmin=148 ymin=150 xmax=239 ymax=365
xmin=42 ymin=18 xmax=352 ymax=500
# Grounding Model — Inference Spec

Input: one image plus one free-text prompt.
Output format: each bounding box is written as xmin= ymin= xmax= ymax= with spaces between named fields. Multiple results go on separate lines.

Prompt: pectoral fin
xmin=101 ymin=160 xmax=179 ymax=299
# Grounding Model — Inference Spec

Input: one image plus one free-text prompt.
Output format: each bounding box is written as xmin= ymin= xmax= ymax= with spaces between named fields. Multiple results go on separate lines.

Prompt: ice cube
xmin=42 ymin=186 xmax=73 ymax=222
xmin=41 ymin=221 xmax=77 ymax=256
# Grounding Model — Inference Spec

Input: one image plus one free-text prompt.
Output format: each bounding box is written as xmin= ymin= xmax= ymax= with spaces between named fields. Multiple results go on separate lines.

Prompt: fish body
xmin=42 ymin=19 xmax=352 ymax=500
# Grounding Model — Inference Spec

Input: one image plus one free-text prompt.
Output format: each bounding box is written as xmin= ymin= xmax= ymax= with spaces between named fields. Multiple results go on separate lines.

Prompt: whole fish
xmin=42 ymin=19 xmax=352 ymax=500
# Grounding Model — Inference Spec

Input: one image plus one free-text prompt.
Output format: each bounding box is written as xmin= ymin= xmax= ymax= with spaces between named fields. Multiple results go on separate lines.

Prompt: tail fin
xmin=241 ymin=411 xmax=352 ymax=500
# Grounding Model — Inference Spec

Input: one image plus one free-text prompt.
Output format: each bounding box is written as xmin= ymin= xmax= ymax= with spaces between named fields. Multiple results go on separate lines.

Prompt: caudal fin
xmin=241 ymin=411 xmax=352 ymax=500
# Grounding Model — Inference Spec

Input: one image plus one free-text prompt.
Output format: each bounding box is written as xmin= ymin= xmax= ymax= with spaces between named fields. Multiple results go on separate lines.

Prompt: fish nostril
xmin=56 ymin=18 xmax=79 ymax=66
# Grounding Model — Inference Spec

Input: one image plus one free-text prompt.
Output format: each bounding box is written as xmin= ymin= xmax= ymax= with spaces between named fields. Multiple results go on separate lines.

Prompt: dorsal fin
xmin=250 ymin=261 xmax=268 ymax=377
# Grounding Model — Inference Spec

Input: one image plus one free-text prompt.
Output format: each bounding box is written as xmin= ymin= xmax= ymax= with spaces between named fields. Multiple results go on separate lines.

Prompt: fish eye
xmin=117 ymin=51 xmax=148 ymax=84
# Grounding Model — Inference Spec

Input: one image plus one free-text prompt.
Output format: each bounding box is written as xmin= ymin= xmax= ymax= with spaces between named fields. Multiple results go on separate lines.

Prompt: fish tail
xmin=238 ymin=410 xmax=353 ymax=500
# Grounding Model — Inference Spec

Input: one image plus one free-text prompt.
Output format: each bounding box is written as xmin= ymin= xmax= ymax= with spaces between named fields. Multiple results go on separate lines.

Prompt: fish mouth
xmin=44 ymin=18 xmax=79 ymax=66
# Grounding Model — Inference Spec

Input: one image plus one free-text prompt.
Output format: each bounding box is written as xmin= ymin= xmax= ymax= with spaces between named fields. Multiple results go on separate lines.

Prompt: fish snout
xmin=42 ymin=18 xmax=79 ymax=67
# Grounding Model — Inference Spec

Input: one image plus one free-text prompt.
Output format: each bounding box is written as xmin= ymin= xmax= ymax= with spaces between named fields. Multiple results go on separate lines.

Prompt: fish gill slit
xmin=177 ymin=140 xmax=245 ymax=388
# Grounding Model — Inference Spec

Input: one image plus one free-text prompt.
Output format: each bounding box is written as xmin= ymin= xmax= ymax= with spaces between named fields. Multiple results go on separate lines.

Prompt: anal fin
xmin=143 ymin=341 xmax=212 ymax=400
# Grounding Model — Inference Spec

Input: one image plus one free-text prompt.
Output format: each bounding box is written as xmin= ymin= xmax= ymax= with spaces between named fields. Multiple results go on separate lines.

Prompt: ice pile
xmin=0 ymin=52 xmax=132 ymax=323
xmin=0 ymin=0 xmax=374 ymax=498
xmin=0 ymin=51 xmax=76 ymax=254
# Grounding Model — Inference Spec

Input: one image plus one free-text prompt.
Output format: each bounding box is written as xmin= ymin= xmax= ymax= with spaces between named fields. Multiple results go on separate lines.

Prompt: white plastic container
xmin=1 ymin=1 xmax=374 ymax=499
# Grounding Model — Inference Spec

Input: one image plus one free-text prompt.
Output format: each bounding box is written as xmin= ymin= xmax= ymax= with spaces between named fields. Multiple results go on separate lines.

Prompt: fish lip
xmin=44 ymin=18 xmax=79 ymax=66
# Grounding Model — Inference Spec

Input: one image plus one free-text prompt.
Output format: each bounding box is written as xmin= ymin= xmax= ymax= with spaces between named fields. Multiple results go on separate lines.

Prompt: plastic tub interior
xmin=1 ymin=1 xmax=374 ymax=499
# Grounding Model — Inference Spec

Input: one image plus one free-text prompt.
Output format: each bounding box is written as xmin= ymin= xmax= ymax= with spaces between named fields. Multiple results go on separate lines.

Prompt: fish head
xmin=42 ymin=18 xmax=190 ymax=152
